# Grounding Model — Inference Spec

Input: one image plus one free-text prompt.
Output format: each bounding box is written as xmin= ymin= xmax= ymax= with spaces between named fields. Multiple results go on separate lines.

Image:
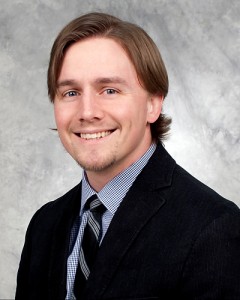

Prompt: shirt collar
xmin=81 ymin=143 xmax=156 ymax=215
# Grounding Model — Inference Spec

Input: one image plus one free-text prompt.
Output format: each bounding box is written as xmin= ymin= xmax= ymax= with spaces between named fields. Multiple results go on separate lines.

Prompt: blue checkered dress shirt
xmin=66 ymin=143 xmax=156 ymax=299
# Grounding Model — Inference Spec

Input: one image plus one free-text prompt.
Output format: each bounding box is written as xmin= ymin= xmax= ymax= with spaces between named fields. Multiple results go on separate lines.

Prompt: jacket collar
xmin=137 ymin=142 xmax=175 ymax=191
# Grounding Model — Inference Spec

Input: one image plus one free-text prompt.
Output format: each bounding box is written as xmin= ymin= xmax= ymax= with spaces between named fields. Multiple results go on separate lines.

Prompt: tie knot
xmin=85 ymin=195 xmax=105 ymax=213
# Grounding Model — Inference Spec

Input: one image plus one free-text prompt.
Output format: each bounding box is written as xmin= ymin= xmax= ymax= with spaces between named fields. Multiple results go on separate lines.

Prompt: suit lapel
xmin=84 ymin=144 xmax=176 ymax=298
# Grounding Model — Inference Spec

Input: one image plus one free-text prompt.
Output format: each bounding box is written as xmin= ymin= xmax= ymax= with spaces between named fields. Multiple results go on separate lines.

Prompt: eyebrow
xmin=94 ymin=77 xmax=128 ymax=86
xmin=56 ymin=77 xmax=129 ymax=88
xmin=56 ymin=79 xmax=78 ymax=88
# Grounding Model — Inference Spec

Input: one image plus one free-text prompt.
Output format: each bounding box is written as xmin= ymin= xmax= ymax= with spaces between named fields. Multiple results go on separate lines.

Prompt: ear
xmin=147 ymin=94 xmax=164 ymax=123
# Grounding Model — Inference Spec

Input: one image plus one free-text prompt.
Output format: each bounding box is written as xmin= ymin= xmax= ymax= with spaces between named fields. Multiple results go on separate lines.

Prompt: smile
xmin=76 ymin=131 xmax=112 ymax=140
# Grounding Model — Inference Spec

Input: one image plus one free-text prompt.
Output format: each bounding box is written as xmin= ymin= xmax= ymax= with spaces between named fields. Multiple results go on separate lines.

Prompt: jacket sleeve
xmin=181 ymin=209 xmax=240 ymax=299
xmin=15 ymin=213 xmax=36 ymax=299
xmin=15 ymin=203 xmax=51 ymax=300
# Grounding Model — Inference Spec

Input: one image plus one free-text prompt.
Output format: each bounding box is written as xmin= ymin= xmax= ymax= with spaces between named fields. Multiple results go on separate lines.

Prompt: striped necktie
xmin=74 ymin=195 xmax=105 ymax=298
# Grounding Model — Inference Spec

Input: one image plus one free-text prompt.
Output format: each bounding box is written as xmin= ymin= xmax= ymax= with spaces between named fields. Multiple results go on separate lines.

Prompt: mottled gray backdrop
xmin=1 ymin=0 xmax=239 ymax=298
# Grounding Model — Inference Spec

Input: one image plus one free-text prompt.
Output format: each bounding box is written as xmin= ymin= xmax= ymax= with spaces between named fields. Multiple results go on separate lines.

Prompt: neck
xmin=85 ymin=162 xmax=132 ymax=192
xmin=85 ymin=141 xmax=156 ymax=192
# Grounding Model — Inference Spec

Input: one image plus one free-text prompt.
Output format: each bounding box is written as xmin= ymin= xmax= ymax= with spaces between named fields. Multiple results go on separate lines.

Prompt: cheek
xmin=54 ymin=105 xmax=70 ymax=130
xmin=135 ymin=103 xmax=149 ymax=125
xmin=54 ymin=114 xmax=71 ymax=150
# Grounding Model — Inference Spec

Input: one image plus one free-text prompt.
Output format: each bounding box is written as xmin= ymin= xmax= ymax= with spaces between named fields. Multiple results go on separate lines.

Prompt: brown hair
xmin=47 ymin=12 xmax=171 ymax=141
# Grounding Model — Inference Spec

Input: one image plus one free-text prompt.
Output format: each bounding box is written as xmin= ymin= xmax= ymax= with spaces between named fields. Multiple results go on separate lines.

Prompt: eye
xmin=64 ymin=90 xmax=79 ymax=97
xmin=104 ymin=88 xmax=118 ymax=95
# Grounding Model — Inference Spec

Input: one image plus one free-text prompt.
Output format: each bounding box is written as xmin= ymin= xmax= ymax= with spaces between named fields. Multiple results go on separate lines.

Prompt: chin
xmin=76 ymin=158 xmax=116 ymax=172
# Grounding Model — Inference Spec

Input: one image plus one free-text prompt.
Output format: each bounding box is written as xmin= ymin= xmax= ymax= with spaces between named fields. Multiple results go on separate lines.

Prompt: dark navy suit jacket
xmin=16 ymin=143 xmax=240 ymax=299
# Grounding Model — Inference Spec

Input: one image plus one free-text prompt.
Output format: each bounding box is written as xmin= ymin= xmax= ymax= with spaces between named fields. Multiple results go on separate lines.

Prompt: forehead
xmin=59 ymin=37 xmax=137 ymax=80
xmin=63 ymin=37 xmax=126 ymax=64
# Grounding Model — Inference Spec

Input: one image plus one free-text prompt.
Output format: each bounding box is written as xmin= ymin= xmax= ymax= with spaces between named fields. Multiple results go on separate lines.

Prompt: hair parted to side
xmin=47 ymin=12 xmax=171 ymax=141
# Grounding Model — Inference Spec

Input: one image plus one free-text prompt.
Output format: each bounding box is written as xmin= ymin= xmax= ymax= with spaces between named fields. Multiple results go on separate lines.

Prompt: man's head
xmin=48 ymin=12 xmax=171 ymax=142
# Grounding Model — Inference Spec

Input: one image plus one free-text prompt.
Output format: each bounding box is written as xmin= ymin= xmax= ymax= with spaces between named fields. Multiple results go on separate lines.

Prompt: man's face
xmin=54 ymin=37 xmax=162 ymax=187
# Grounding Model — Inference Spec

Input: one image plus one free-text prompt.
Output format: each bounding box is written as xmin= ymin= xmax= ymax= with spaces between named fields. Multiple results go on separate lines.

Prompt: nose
xmin=77 ymin=92 xmax=104 ymax=122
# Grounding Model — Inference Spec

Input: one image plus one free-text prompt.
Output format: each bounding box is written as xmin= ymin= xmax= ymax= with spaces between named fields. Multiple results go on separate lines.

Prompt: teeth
xmin=80 ymin=131 xmax=111 ymax=140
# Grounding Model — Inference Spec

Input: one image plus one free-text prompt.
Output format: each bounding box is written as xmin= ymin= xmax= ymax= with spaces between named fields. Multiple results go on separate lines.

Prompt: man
xmin=16 ymin=12 xmax=240 ymax=300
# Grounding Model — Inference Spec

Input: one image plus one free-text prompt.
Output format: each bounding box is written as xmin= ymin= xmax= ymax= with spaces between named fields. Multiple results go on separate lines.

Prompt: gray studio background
xmin=1 ymin=0 xmax=239 ymax=298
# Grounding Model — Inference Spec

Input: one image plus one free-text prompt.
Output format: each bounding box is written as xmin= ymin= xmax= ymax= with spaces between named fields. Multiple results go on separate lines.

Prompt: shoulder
xmin=170 ymin=164 xmax=240 ymax=227
xmin=146 ymin=143 xmax=239 ymax=227
xmin=27 ymin=183 xmax=82 ymax=233
xmin=174 ymin=164 xmax=237 ymax=206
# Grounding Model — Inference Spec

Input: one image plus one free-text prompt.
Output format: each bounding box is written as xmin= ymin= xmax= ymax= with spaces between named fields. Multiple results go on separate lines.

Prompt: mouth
xmin=75 ymin=130 xmax=114 ymax=140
